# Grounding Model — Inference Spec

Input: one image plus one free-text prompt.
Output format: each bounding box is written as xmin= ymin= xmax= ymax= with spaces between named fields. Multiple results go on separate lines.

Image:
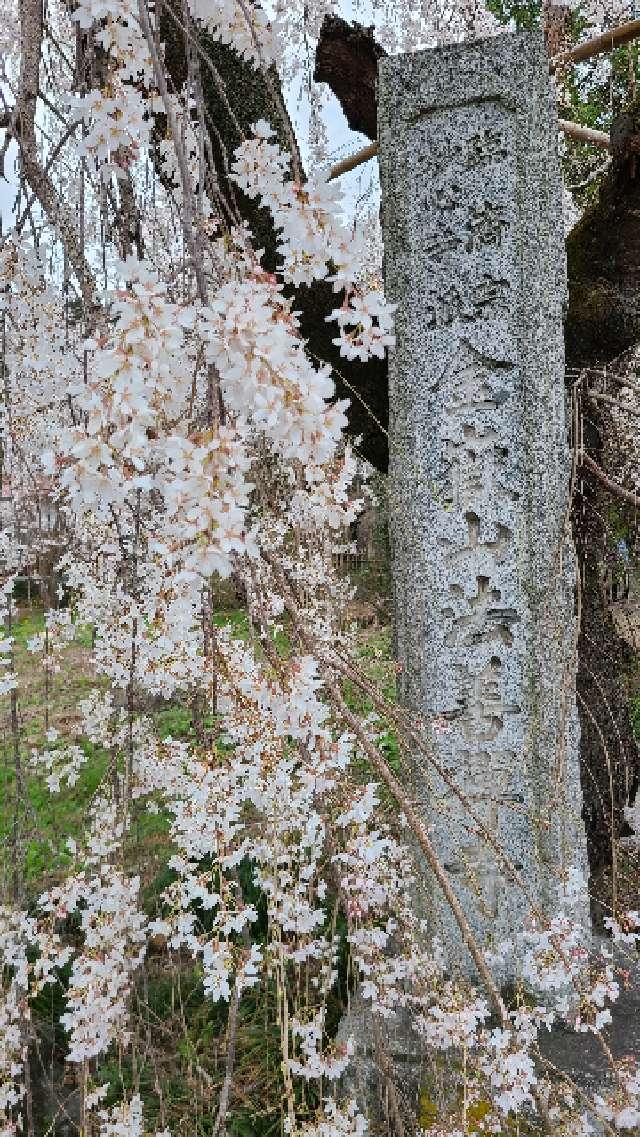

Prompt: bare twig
xmin=211 ymin=987 xmax=240 ymax=1137
xmin=14 ymin=118 xmax=81 ymax=236
xmin=588 ymin=390 xmax=640 ymax=417
xmin=13 ymin=0 xmax=98 ymax=311
xmin=136 ymin=0 xmax=208 ymax=305
xmin=604 ymin=368 xmax=640 ymax=400
xmin=258 ymin=551 xmax=508 ymax=1020
xmin=234 ymin=0 xmax=303 ymax=184
xmin=309 ymin=350 xmax=388 ymax=436
xmin=371 ymin=1017 xmax=406 ymax=1137
xmin=327 ymin=675 xmax=508 ymax=1023
xmin=580 ymin=452 xmax=640 ymax=507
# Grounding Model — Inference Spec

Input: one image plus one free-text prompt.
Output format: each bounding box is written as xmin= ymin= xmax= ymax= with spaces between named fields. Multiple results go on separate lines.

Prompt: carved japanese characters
xmin=378 ymin=31 xmax=589 ymax=974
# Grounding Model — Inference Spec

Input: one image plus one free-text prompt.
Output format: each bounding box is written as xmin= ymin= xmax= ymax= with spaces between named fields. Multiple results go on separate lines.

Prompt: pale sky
xmin=0 ymin=130 xmax=18 ymax=232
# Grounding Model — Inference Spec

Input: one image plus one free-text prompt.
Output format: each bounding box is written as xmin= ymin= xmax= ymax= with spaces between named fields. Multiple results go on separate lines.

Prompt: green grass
xmin=21 ymin=743 xmax=110 ymax=884
xmin=94 ymin=968 xmax=285 ymax=1137
xmin=154 ymin=703 xmax=197 ymax=740
xmin=0 ymin=607 xmax=110 ymax=893
xmin=212 ymin=607 xmax=249 ymax=636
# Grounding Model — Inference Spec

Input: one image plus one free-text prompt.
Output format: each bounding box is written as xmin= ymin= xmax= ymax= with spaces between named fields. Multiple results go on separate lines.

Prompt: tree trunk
xmin=565 ymin=120 xmax=640 ymax=888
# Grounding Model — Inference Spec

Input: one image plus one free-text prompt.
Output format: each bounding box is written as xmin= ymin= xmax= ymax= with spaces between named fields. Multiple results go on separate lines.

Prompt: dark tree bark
xmin=159 ymin=13 xmax=294 ymax=270
xmin=164 ymin=12 xmax=639 ymax=888
xmin=565 ymin=120 xmax=640 ymax=889
xmin=566 ymin=106 xmax=640 ymax=367
xmin=572 ymin=391 xmax=639 ymax=897
xmin=313 ymin=16 xmax=383 ymax=141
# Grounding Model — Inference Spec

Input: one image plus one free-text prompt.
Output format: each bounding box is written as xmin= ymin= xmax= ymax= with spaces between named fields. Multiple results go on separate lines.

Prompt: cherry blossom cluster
xmin=68 ymin=0 xmax=154 ymax=197
xmin=31 ymin=735 xmax=88 ymax=793
xmin=98 ymin=1095 xmax=144 ymax=1137
xmin=0 ymin=910 xmax=29 ymax=1137
xmin=568 ymin=0 xmax=635 ymax=28
xmin=72 ymin=0 xmax=149 ymax=75
xmin=39 ymin=870 xmax=147 ymax=1062
xmin=0 ymin=239 xmax=72 ymax=489
xmin=0 ymin=627 xmax=17 ymax=699
xmin=69 ymin=86 xmax=150 ymax=179
xmin=1 ymin=907 xmax=74 ymax=1137
xmin=289 ymin=1100 xmax=368 ymax=1137
xmin=187 ymin=0 xmax=279 ymax=67
xmin=26 ymin=608 xmax=76 ymax=673
xmin=142 ymin=638 xmax=354 ymax=998
xmin=594 ymin=1065 xmax=640 ymax=1131
xmin=230 ymin=123 xmax=396 ymax=361
xmin=202 ymin=272 xmax=348 ymax=473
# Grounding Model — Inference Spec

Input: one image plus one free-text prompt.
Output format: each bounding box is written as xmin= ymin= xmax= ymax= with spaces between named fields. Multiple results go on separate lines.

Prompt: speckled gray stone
xmin=378 ymin=30 xmax=589 ymax=975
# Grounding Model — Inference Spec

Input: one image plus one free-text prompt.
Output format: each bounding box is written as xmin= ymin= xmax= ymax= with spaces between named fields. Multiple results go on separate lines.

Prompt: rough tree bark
xmin=164 ymin=13 xmax=639 ymax=890
xmin=565 ymin=119 xmax=640 ymax=891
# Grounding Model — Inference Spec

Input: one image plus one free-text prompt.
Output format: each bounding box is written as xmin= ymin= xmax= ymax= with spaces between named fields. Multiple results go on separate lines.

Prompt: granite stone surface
xmin=378 ymin=29 xmax=589 ymax=975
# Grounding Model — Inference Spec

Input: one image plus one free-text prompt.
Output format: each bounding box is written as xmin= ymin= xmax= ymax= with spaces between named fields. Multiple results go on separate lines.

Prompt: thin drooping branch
xmin=137 ymin=0 xmax=224 ymax=422
xmin=588 ymin=390 xmax=640 ymax=418
xmin=13 ymin=0 xmax=98 ymax=311
xmin=327 ymin=675 xmax=508 ymax=1024
xmin=234 ymin=0 xmax=303 ymax=185
xmin=211 ymin=987 xmax=240 ymax=1137
xmin=580 ymin=452 xmax=640 ymax=508
xmin=260 ymin=552 xmax=508 ymax=1020
xmin=136 ymin=0 xmax=209 ymax=305
xmin=601 ymin=367 xmax=640 ymax=401
xmin=14 ymin=117 xmax=80 ymax=236
xmin=371 ymin=1017 xmax=406 ymax=1137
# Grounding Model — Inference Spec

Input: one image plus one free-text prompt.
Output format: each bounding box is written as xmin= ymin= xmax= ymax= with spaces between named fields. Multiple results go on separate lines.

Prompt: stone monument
xmin=378 ymin=29 xmax=589 ymax=974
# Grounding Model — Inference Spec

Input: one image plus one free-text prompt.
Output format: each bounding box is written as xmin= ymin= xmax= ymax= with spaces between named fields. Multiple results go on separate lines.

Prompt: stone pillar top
xmin=379 ymin=29 xmax=552 ymax=115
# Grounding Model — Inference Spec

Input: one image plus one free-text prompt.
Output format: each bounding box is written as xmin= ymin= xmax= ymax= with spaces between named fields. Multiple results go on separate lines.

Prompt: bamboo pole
xmin=551 ymin=17 xmax=640 ymax=70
